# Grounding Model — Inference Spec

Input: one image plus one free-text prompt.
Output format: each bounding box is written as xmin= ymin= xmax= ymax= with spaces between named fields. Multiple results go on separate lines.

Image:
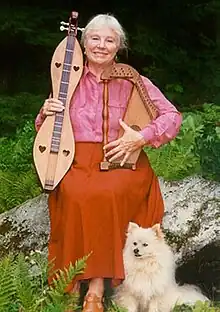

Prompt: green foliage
xmin=0 ymin=2 xmax=220 ymax=102
xmin=0 ymin=7 xmax=66 ymax=48
xmin=0 ymin=93 xmax=44 ymax=137
xmin=107 ymin=300 xmax=127 ymax=312
xmin=0 ymin=169 xmax=41 ymax=213
xmin=116 ymin=1 xmax=220 ymax=109
xmin=0 ymin=251 xmax=219 ymax=312
xmin=195 ymin=104 xmax=220 ymax=182
xmin=0 ymin=255 xmax=17 ymax=310
xmin=146 ymin=112 xmax=203 ymax=180
xmin=173 ymin=301 xmax=220 ymax=312
xmin=108 ymin=300 xmax=220 ymax=312
xmin=164 ymin=83 xmax=184 ymax=103
xmin=0 ymin=120 xmax=41 ymax=213
xmin=46 ymin=257 xmax=87 ymax=306
xmin=0 ymin=250 xmax=131 ymax=312
xmin=0 ymin=251 xmax=88 ymax=312
xmin=146 ymin=103 xmax=220 ymax=181
xmin=0 ymin=120 xmax=35 ymax=171
xmin=198 ymin=128 xmax=220 ymax=182
xmin=0 ymin=7 xmax=68 ymax=94
xmin=13 ymin=253 xmax=38 ymax=309
xmin=106 ymin=300 xmax=128 ymax=312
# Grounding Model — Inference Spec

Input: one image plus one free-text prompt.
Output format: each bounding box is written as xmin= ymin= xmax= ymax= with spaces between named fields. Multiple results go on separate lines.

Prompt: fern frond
xmin=0 ymin=254 xmax=16 ymax=311
xmin=46 ymin=254 xmax=89 ymax=305
xmin=47 ymin=263 xmax=79 ymax=304
xmin=41 ymin=303 xmax=64 ymax=312
xmin=0 ymin=168 xmax=41 ymax=212
xmin=13 ymin=253 xmax=37 ymax=309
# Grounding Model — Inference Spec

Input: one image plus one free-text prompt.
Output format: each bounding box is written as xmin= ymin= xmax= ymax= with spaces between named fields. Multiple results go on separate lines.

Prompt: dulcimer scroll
xmin=33 ymin=11 xmax=83 ymax=191
xmin=100 ymin=63 xmax=158 ymax=170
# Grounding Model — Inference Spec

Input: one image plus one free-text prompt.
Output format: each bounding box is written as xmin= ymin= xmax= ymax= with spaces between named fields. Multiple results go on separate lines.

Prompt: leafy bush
xmin=0 ymin=169 xmax=41 ymax=213
xmin=0 ymin=120 xmax=36 ymax=172
xmin=146 ymin=112 xmax=203 ymax=180
xmin=0 ymin=120 xmax=41 ymax=212
xmin=146 ymin=103 xmax=220 ymax=181
xmin=0 ymin=92 xmax=44 ymax=137
xmin=195 ymin=104 xmax=220 ymax=182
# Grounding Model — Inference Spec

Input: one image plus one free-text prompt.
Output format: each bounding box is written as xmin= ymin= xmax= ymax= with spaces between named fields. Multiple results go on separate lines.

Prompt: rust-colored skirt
xmin=48 ymin=142 xmax=164 ymax=290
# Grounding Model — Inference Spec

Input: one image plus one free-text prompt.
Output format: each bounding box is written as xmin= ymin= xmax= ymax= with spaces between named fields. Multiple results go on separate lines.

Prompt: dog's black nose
xmin=134 ymin=248 xmax=139 ymax=254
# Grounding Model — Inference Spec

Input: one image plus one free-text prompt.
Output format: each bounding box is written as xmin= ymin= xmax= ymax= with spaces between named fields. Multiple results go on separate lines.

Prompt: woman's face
xmin=84 ymin=27 xmax=119 ymax=66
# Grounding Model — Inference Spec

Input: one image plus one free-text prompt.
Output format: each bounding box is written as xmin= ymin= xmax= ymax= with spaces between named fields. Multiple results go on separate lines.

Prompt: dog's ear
xmin=152 ymin=223 xmax=164 ymax=239
xmin=127 ymin=222 xmax=139 ymax=235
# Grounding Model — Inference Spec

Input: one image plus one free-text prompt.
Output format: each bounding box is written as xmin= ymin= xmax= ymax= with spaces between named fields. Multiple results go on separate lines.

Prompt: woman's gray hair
xmin=81 ymin=14 xmax=127 ymax=51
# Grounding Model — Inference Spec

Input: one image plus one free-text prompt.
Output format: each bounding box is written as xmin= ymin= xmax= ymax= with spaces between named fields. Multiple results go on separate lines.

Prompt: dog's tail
xmin=175 ymin=284 xmax=209 ymax=305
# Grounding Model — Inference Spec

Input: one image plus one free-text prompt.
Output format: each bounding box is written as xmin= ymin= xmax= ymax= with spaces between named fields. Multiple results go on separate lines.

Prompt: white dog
xmin=114 ymin=222 xmax=209 ymax=312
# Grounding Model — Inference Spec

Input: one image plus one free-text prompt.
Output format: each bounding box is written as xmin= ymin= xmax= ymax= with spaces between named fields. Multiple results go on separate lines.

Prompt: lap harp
xmin=33 ymin=11 xmax=83 ymax=190
xmin=100 ymin=63 xmax=158 ymax=170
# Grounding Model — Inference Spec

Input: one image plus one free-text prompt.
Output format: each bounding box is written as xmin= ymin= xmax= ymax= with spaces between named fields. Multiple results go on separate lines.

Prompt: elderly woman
xmin=35 ymin=13 xmax=182 ymax=312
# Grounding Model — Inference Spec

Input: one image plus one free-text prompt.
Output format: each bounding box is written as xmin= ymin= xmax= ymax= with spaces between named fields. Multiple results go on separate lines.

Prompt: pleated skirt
xmin=48 ymin=142 xmax=164 ymax=290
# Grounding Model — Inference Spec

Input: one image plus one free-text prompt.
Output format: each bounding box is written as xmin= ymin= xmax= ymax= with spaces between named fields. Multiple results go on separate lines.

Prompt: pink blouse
xmin=35 ymin=66 xmax=182 ymax=148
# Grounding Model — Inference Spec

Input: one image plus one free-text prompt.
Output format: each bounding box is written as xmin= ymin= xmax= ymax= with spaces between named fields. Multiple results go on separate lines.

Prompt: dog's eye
xmin=143 ymin=243 xmax=148 ymax=247
xmin=133 ymin=242 xmax=137 ymax=246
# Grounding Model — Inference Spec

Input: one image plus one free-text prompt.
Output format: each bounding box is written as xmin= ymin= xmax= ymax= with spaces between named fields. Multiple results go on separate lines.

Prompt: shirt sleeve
xmin=35 ymin=107 xmax=46 ymax=132
xmin=139 ymin=76 xmax=182 ymax=148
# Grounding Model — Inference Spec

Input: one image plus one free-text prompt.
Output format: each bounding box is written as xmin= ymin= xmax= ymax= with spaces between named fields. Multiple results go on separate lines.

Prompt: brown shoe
xmin=82 ymin=293 xmax=104 ymax=312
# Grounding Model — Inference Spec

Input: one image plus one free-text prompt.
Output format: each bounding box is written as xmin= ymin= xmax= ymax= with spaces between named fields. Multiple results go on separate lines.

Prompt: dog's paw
xmin=148 ymin=299 xmax=160 ymax=312
xmin=114 ymin=293 xmax=138 ymax=312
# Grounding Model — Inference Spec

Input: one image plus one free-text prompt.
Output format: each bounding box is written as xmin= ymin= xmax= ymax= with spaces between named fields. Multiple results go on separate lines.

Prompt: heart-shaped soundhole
xmin=55 ymin=62 xmax=62 ymax=68
xmin=63 ymin=150 xmax=70 ymax=157
xmin=39 ymin=145 xmax=46 ymax=153
xmin=73 ymin=66 xmax=80 ymax=71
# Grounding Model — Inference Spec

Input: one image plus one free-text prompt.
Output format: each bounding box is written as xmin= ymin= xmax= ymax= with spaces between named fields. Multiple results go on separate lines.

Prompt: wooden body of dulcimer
xmin=33 ymin=12 xmax=83 ymax=191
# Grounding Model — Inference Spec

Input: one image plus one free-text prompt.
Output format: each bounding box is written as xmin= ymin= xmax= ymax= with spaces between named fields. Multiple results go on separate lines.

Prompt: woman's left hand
xmin=103 ymin=119 xmax=146 ymax=166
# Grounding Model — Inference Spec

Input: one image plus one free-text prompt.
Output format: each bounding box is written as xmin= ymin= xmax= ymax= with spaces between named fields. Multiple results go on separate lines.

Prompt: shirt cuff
xmin=139 ymin=126 xmax=156 ymax=145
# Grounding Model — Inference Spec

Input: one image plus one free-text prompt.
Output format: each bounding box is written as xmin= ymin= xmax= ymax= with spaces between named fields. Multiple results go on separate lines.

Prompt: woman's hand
xmin=42 ymin=98 xmax=64 ymax=116
xmin=103 ymin=119 xmax=146 ymax=166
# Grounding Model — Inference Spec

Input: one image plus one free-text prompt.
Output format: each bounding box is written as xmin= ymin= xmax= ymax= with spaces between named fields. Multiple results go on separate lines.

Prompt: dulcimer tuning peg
xmin=60 ymin=21 xmax=84 ymax=32
xmin=77 ymin=27 xmax=85 ymax=32
xmin=60 ymin=25 xmax=68 ymax=31
xmin=60 ymin=21 xmax=69 ymax=26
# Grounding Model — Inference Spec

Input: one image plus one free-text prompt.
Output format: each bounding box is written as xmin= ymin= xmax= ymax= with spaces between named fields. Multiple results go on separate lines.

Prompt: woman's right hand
xmin=42 ymin=98 xmax=64 ymax=116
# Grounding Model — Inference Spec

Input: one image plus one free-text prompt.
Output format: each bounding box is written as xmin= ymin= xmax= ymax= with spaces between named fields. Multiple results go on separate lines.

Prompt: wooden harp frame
xmin=100 ymin=63 xmax=158 ymax=171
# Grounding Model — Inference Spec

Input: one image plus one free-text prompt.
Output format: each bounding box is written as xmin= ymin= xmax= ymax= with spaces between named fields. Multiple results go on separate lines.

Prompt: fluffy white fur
xmin=114 ymin=222 xmax=209 ymax=312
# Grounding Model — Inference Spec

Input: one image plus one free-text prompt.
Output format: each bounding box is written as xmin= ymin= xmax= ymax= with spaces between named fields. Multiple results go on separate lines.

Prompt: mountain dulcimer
xmin=33 ymin=11 xmax=83 ymax=190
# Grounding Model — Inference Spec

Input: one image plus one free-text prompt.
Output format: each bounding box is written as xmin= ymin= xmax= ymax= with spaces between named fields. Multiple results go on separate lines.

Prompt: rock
xmin=0 ymin=175 xmax=219 ymax=300
xmin=0 ymin=193 xmax=49 ymax=258
xmin=160 ymin=176 xmax=220 ymax=301
xmin=161 ymin=175 xmax=220 ymax=263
